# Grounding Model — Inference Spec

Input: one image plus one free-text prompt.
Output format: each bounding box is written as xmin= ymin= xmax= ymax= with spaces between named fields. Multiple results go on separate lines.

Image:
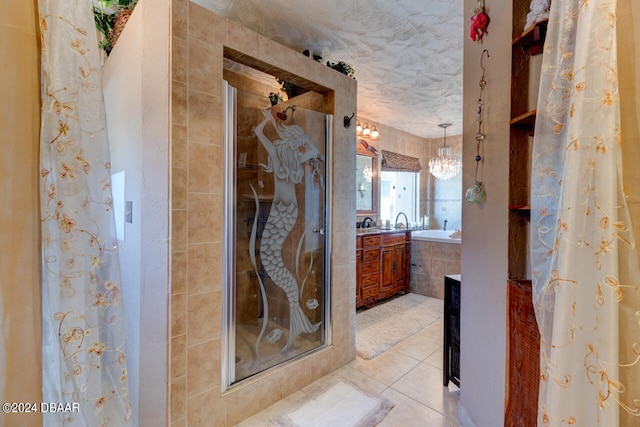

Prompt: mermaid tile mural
xmin=227 ymin=85 xmax=330 ymax=383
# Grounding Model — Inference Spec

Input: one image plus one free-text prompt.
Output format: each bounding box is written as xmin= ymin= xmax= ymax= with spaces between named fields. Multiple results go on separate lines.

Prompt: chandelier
xmin=428 ymin=123 xmax=460 ymax=180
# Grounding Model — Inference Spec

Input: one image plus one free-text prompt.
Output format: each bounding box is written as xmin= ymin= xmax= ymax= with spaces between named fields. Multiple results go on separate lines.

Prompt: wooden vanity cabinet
xmin=379 ymin=232 xmax=410 ymax=299
xmin=356 ymin=231 xmax=411 ymax=308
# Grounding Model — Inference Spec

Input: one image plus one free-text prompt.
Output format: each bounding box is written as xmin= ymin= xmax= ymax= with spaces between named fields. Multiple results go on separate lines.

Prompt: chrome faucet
xmin=395 ymin=212 xmax=408 ymax=229
xmin=362 ymin=217 xmax=374 ymax=228
xmin=443 ymin=219 xmax=448 ymax=231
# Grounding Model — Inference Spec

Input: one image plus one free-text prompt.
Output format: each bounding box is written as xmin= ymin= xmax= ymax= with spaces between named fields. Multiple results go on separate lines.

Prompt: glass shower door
xmin=223 ymin=82 xmax=332 ymax=386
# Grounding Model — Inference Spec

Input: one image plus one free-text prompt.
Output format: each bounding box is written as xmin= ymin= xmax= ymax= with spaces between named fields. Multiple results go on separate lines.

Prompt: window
xmin=379 ymin=170 xmax=419 ymax=226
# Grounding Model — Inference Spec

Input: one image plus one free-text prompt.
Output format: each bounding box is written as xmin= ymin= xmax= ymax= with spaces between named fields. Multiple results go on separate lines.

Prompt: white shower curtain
xmin=39 ymin=0 xmax=133 ymax=425
xmin=531 ymin=0 xmax=640 ymax=425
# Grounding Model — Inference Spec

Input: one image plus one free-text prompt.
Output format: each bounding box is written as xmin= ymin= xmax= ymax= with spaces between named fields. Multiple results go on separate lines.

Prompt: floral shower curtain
xmin=531 ymin=0 xmax=640 ymax=425
xmin=39 ymin=0 xmax=132 ymax=425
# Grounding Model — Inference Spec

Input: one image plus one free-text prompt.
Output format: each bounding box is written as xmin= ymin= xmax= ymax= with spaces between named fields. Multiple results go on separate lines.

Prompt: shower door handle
xmin=312 ymin=228 xmax=325 ymax=235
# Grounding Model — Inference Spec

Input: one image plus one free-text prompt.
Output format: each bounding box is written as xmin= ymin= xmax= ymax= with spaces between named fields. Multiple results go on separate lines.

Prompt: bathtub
xmin=411 ymin=229 xmax=461 ymax=244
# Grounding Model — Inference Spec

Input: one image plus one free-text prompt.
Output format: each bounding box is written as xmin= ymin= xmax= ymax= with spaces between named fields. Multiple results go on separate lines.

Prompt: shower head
xmin=276 ymin=105 xmax=296 ymax=121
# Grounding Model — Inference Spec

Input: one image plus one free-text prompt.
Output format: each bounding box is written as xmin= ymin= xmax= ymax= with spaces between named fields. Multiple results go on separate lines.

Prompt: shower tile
xmin=170 ymin=417 xmax=186 ymax=427
xmin=187 ymin=90 xmax=216 ymax=144
xmin=171 ymin=335 xmax=187 ymax=379
xmin=171 ymin=209 xmax=187 ymax=252
xmin=187 ymin=339 xmax=219 ymax=396
xmin=170 ymin=375 xmax=186 ymax=422
xmin=225 ymin=382 xmax=261 ymax=422
xmin=188 ymin=291 xmax=221 ymax=344
xmin=172 ymin=81 xmax=187 ymax=126
xmin=332 ymin=236 xmax=352 ymax=270
xmin=189 ymin=2 xmax=226 ymax=47
xmin=332 ymin=294 xmax=351 ymax=329
xmin=187 ymin=389 xmax=226 ymax=426
xmin=187 ymin=192 xmax=217 ymax=244
xmin=332 ymin=263 xmax=351 ymax=291
xmin=188 ymin=142 xmax=216 ymax=192
xmin=171 ymin=124 xmax=187 ymax=167
xmin=187 ymin=243 xmax=216 ymax=295
xmin=172 ymin=0 xmax=187 ymax=41
xmin=171 ymin=250 xmax=187 ymax=294
xmin=172 ymin=36 xmax=187 ymax=83
xmin=188 ymin=39 xmax=220 ymax=95
xmin=257 ymin=37 xmax=296 ymax=76
xmin=172 ymin=166 xmax=187 ymax=210
xmin=210 ymin=242 xmax=223 ymax=291
xmin=189 ymin=141 xmax=214 ymax=193
xmin=171 ymin=292 xmax=187 ymax=337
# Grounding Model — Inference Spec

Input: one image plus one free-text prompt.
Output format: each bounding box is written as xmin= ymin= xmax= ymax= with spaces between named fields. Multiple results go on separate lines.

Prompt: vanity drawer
xmin=362 ymin=273 xmax=379 ymax=287
xmin=362 ymin=284 xmax=378 ymax=298
xmin=381 ymin=233 xmax=408 ymax=246
xmin=362 ymin=260 xmax=379 ymax=275
xmin=362 ymin=235 xmax=381 ymax=247
xmin=362 ymin=249 xmax=379 ymax=263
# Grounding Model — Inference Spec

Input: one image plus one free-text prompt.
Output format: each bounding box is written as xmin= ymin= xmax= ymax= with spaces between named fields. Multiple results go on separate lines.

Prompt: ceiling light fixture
xmin=429 ymin=123 xmax=460 ymax=180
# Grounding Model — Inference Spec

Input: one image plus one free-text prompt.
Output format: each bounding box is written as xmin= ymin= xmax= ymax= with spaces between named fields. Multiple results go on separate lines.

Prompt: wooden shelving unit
xmin=505 ymin=6 xmax=547 ymax=426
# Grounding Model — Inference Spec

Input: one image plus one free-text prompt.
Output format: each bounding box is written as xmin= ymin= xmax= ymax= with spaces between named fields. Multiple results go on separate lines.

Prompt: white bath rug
xmin=272 ymin=381 xmax=394 ymax=427
xmin=356 ymin=293 xmax=443 ymax=360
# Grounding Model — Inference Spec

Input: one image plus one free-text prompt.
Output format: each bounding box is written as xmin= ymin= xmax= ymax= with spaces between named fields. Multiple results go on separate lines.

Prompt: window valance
xmin=381 ymin=150 xmax=422 ymax=172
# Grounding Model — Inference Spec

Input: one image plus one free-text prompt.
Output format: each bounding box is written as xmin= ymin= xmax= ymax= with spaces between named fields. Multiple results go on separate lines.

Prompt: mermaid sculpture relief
xmin=252 ymin=108 xmax=323 ymax=352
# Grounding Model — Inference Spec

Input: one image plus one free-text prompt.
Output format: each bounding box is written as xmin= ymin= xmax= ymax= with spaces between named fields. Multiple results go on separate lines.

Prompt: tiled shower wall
xmin=170 ymin=1 xmax=357 ymax=425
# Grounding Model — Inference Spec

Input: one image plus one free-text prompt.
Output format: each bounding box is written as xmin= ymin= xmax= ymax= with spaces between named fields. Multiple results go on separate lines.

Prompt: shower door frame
xmin=221 ymin=81 xmax=333 ymax=391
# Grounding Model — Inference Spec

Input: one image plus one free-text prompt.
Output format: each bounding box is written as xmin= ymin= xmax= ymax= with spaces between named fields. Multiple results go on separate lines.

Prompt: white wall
xmin=459 ymin=0 xmax=512 ymax=426
xmin=103 ymin=1 xmax=170 ymax=425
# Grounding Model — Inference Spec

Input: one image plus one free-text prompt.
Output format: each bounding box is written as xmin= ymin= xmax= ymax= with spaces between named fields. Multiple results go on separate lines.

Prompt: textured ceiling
xmin=194 ymin=0 xmax=464 ymax=138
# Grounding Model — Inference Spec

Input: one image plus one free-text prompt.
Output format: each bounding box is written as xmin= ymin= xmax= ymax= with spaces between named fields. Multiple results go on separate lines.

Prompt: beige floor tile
xmin=425 ymin=346 xmax=444 ymax=369
xmin=392 ymin=333 xmax=441 ymax=362
xmin=378 ymin=387 xmax=461 ymax=427
xmin=391 ymin=362 xmax=460 ymax=421
xmin=418 ymin=318 xmax=445 ymax=341
xmin=350 ymin=349 xmax=420 ymax=386
xmin=236 ymin=314 xmax=455 ymax=426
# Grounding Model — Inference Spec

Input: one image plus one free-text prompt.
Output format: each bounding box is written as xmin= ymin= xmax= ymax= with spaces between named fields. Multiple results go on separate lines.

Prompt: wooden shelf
xmin=512 ymin=19 xmax=548 ymax=54
xmin=510 ymin=110 xmax=536 ymax=127
xmin=506 ymin=4 xmax=546 ymax=424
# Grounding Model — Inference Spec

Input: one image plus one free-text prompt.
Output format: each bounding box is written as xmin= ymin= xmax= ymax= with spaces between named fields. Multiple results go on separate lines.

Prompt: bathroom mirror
xmin=356 ymin=143 xmax=378 ymax=215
